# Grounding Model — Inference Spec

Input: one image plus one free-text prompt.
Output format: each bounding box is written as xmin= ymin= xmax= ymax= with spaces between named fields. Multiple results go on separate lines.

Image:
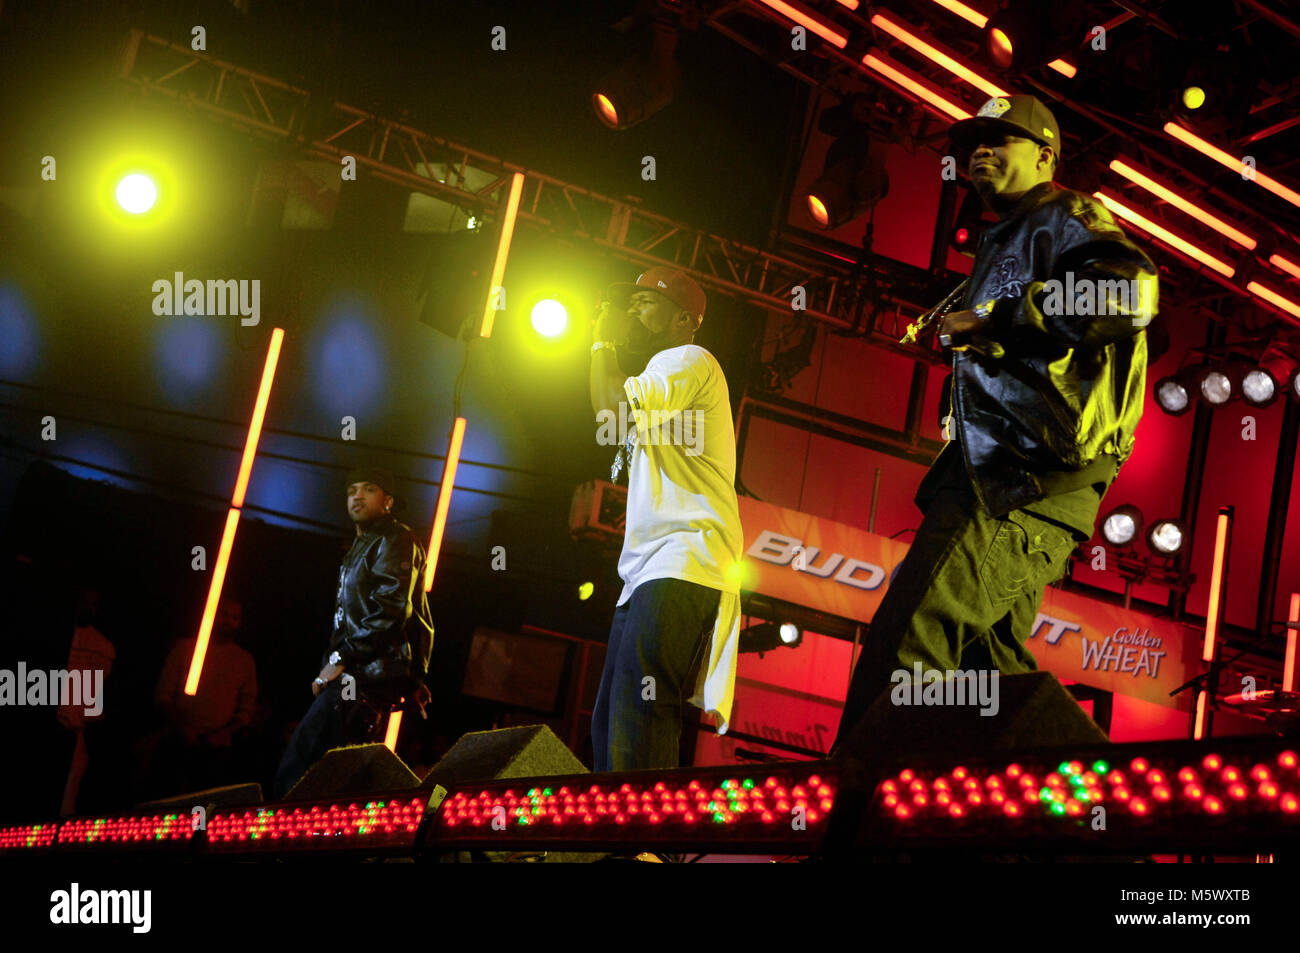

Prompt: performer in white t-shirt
xmin=587 ymin=266 xmax=743 ymax=771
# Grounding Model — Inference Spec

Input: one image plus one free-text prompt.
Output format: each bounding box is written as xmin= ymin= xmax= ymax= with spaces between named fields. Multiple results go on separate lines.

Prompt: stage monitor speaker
xmin=424 ymin=725 xmax=600 ymax=862
xmin=284 ymin=743 xmax=422 ymax=801
xmin=135 ymin=782 xmax=263 ymax=812
xmin=837 ymin=671 xmax=1110 ymax=767
xmin=423 ymin=724 xmax=587 ymax=789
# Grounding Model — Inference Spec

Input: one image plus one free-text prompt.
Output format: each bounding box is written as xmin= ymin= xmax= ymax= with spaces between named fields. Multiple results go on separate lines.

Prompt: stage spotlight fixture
xmin=116 ymin=173 xmax=158 ymax=214
xmin=1148 ymin=519 xmax=1185 ymax=556
xmin=804 ymin=133 xmax=889 ymax=230
xmin=1154 ymin=375 xmax=1192 ymax=416
xmin=740 ymin=621 xmax=802 ymax=654
xmin=591 ymin=19 xmax=680 ymax=130
xmin=577 ymin=581 xmax=594 ymax=601
xmin=1198 ymin=367 xmax=1233 ymax=406
xmin=1181 ymin=86 xmax=1206 ymax=110
xmin=530 ymin=298 xmax=568 ymax=337
xmin=1101 ymin=504 xmax=1143 ymax=548
xmin=1242 ymin=353 xmax=1299 ymax=408
xmin=983 ymin=5 xmax=1086 ymax=73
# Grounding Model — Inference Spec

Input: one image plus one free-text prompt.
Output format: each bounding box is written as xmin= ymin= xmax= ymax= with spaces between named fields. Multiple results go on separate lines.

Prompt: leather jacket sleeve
xmin=990 ymin=194 xmax=1157 ymax=352
xmin=335 ymin=532 xmax=418 ymax=667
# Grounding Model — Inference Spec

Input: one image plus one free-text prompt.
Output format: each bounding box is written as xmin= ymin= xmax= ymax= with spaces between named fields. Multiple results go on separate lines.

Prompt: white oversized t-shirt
xmin=619 ymin=344 xmax=744 ymax=732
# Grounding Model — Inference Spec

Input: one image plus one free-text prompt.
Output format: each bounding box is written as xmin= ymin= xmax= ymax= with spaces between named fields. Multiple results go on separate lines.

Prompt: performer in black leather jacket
xmin=274 ymin=467 xmax=433 ymax=796
xmin=833 ymin=95 xmax=1156 ymax=750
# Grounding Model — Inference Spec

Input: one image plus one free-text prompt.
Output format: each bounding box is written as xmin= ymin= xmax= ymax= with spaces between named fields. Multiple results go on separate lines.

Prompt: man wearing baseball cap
xmin=274 ymin=466 xmax=434 ymax=796
xmin=834 ymin=95 xmax=1158 ymax=750
xmin=588 ymin=266 xmax=744 ymax=771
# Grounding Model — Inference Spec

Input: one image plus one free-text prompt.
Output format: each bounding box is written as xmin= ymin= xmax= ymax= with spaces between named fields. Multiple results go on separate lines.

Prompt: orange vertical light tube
xmin=479 ymin=172 xmax=526 ymax=338
xmin=1284 ymin=592 xmax=1299 ymax=693
xmin=1202 ymin=509 xmax=1231 ymax=663
xmin=383 ymin=710 xmax=403 ymax=751
xmin=1193 ymin=507 xmax=1231 ymax=740
xmin=1193 ymin=689 xmax=1208 ymax=740
xmin=231 ymin=328 xmax=285 ymax=508
xmin=423 ymin=416 xmax=467 ymax=592
xmin=186 ymin=507 xmax=242 ymax=695
xmin=187 ymin=327 xmax=285 ymax=696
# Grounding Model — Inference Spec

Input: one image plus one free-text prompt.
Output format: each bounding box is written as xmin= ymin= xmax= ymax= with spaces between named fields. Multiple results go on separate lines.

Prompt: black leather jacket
xmin=324 ymin=516 xmax=434 ymax=698
xmin=947 ymin=182 xmax=1156 ymax=520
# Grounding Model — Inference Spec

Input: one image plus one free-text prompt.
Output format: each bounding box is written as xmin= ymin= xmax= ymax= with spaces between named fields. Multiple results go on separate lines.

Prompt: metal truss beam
xmin=117 ymin=29 xmax=943 ymax=356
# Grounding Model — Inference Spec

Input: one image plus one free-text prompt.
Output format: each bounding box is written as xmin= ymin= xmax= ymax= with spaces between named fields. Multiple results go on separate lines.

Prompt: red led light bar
xmin=1270 ymin=254 xmax=1300 ymax=282
xmin=861 ymin=53 xmax=972 ymax=122
xmin=0 ymin=823 xmax=58 ymax=852
xmin=1109 ymin=159 xmax=1257 ymax=250
xmin=207 ymin=795 xmax=432 ymax=855
xmin=1247 ymin=281 xmax=1300 ymax=324
xmin=1164 ymin=122 xmax=1300 ymax=210
xmin=753 ymin=0 xmax=849 ymax=49
xmin=55 ymin=813 xmax=193 ymax=849
xmin=860 ymin=738 xmax=1300 ymax=853
xmin=1094 ymin=192 xmax=1235 ymax=278
xmin=429 ymin=764 xmax=838 ymax=854
xmin=870 ymin=12 xmax=1008 ymax=99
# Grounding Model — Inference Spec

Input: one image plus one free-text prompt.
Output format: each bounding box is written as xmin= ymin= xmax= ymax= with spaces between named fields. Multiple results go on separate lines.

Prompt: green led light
xmin=1050 ymin=802 xmax=1065 ymax=815
xmin=528 ymin=788 xmax=539 ymax=797
xmin=1068 ymin=775 xmax=1084 ymax=787
xmin=1092 ymin=760 xmax=1109 ymax=775
xmin=1058 ymin=762 xmax=1072 ymax=775
xmin=1039 ymin=787 xmax=1052 ymax=801
xmin=544 ymin=788 xmax=552 ymax=796
xmin=713 ymin=813 xmax=725 ymax=823
xmin=742 ymin=778 xmax=755 ymax=789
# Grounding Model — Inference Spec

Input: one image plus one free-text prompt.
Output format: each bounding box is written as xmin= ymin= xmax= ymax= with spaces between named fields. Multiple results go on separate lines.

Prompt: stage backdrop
xmin=698 ymin=497 xmax=1204 ymax=763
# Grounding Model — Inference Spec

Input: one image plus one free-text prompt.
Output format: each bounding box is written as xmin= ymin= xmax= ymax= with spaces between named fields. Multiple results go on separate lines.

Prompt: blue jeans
xmin=591 ymin=578 xmax=721 ymax=772
xmin=273 ymin=681 xmax=384 ymax=799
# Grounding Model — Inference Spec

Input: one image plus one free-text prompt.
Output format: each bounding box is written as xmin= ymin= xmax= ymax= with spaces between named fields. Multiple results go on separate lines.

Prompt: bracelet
xmin=328 ymin=651 xmax=342 ymax=667
xmin=591 ymin=341 xmax=617 ymax=355
xmin=314 ymin=678 xmax=326 ymax=687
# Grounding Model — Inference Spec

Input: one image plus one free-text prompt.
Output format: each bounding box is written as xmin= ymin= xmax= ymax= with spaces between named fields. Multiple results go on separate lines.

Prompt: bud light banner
xmin=736 ymin=496 xmax=1198 ymax=711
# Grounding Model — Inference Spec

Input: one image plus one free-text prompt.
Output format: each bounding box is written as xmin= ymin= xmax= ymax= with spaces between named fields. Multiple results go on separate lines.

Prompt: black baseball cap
xmin=345 ymin=466 xmax=400 ymax=510
xmin=950 ymin=94 xmax=1061 ymax=159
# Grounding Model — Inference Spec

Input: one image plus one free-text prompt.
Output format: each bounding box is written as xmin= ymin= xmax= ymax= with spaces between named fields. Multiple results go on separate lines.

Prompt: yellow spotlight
xmin=988 ymin=28 xmax=1014 ymax=69
xmin=593 ymin=94 xmax=619 ymax=128
xmin=578 ymin=581 xmax=595 ymax=601
xmin=806 ymin=195 xmax=831 ymax=228
xmin=531 ymin=299 xmax=568 ymax=337
xmin=1182 ymin=86 xmax=1206 ymax=110
xmin=116 ymin=173 xmax=158 ymax=214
